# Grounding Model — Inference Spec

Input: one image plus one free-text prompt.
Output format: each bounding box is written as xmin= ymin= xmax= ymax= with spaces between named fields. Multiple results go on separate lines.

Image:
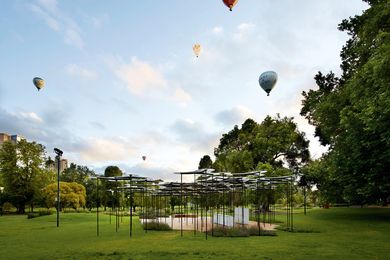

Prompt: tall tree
xmin=198 ymin=155 xmax=213 ymax=169
xmin=104 ymin=166 xmax=123 ymax=177
xmin=102 ymin=165 xmax=123 ymax=208
xmin=300 ymin=0 xmax=390 ymax=205
xmin=0 ymin=140 xmax=48 ymax=213
xmin=61 ymin=163 xmax=95 ymax=184
xmin=214 ymin=116 xmax=310 ymax=173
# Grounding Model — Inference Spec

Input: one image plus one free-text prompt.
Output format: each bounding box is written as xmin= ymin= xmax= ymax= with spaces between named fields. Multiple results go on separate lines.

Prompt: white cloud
xmin=64 ymin=28 xmax=84 ymax=49
xmin=114 ymin=57 xmax=167 ymax=96
xmin=83 ymin=13 xmax=110 ymax=29
xmin=66 ymin=64 xmax=98 ymax=79
xmin=215 ymin=106 xmax=255 ymax=126
xmin=18 ymin=111 xmax=43 ymax=123
xmin=38 ymin=0 xmax=58 ymax=13
xmin=30 ymin=0 xmax=84 ymax=48
xmin=212 ymin=26 xmax=223 ymax=35
xmin=234 ymin=23 xmax=256 ymax=40
xmin=126 ymin=163 xmax=177 ymax=181
xmin=30 ymin=4 xmax=60 ymax=31
xmin=172 ymin=87 xmax=192 ymax=106
xmin=78 ymin=137 xmax=137 ymax=163
xmin=170 ymin=119 xmax=219 ymax=152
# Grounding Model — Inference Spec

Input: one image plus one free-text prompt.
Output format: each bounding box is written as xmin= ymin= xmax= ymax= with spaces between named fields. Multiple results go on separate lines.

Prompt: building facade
xmin=0 ymin=133 xmax=24 ymax=146
xmin=54 ymin=158 xmax=68 ymax=173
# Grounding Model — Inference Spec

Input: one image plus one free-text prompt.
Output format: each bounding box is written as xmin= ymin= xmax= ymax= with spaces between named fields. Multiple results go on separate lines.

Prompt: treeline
xmin=0 ymin=139 xmax=127 ymax=214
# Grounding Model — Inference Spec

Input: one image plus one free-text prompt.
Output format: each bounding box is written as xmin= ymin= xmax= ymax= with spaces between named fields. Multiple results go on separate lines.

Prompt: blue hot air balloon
xmin=259 ymin=71 xmax=278 ymax=96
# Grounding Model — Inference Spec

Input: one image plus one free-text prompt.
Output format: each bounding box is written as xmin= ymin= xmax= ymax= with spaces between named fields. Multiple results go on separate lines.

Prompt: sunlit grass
xmin=0 ymin=207 xmax=389 ymax=259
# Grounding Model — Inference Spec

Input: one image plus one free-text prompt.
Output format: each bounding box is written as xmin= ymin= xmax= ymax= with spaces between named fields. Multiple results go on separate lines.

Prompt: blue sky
xmin=0 ymin=0 xmax=368 ymax=181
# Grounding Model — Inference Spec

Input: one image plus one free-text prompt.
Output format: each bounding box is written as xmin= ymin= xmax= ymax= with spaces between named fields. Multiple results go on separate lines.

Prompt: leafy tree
xmin=198 ymin=155 xmax=213 ymax=169
xmin=45 ymin=156 xmax=55 ymax=169
xmin=0 ymin=140 xmax=49 ymax=213
xmin=43 ymin=182 xmax=86 ymax=210
xmin=61 ymin=163 xmax=94 ymax=184
xmin=300 ymin=0 xmax=390 ymax=205
xmin=214 ymin=116 xmax=310 ymax=173
xmin=61 ymin=163 xmax=97 ymax=210
xmin=102 ymin=166 xmax=123 ymax=208
xmin=104 ymin=166 xmax=123 ymax=177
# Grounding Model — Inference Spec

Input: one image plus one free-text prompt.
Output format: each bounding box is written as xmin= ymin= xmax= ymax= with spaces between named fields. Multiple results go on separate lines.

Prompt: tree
xmin=300 ymin=1 xmax=390 ymax=205
xmin=43 ymin=182 xmax=86 ymax=210
xmin=61 ymin=163 xmax=94 ymax=184
xmin=61 ymin=163 xmax=96 ymax=210
xmin=214 ymin=116 xmax=310 ymax=173
xmin=198 ymin=155 xmax=213 ymax=169
xmin=102 ymin=165 xmax=123 ymax=209
xmin=104 ymin=165 xmax=123 ymax=177
xmin=0 ymin=140 xmax=49 ymax=213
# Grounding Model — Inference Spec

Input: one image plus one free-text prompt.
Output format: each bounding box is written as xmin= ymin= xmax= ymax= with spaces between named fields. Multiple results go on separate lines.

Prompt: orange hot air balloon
xmin=223 ymin=0 xmax=238 ymax=11
xmin=193 ymin=44 xmax=201 ymax=58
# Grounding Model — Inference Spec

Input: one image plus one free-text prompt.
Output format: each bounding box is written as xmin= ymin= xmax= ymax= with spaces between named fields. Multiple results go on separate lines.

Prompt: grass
xmin=0 ymin=207 xmax=389 ymax=259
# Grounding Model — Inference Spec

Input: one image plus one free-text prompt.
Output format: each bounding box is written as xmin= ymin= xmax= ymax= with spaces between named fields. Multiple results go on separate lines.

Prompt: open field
xmin=0 ymin=208 xmax=389 ymax=259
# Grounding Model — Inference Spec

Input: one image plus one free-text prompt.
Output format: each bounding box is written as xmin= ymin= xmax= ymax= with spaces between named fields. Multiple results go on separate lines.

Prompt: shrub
xmin=2 ymin=202 xmax=13 ymax=213
xmin=276 ymin=226 xmax=320 ymax=233
xmin=211 ymin=226 xmax=277 ymax=237
xmin=142 ymin=222 xmax=172 ymax=231
xmin=27 ymin=213 xmax=40 ymax=219
xmin=139 ymin=211 xmax=156 ymax=219
xmin=39 ymin=210 xmax=52 ymax=216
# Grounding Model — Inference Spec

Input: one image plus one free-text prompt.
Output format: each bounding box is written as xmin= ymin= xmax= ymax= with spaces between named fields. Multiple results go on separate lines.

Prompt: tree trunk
xmin=17 ymin=204 xmax=25 ymax=214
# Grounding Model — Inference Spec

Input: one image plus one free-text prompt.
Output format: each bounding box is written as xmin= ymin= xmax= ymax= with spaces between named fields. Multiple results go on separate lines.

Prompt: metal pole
xmin=304 ymin=186 xmax=307 ymax=215
xmin=56 ymin=155 xmax=60 ymax=228
xmin=291 ymin=178 xmax=294 ymax=231
xmin=257 ymin=179 xmax=260 ymax=236
xmin=180 ymin=173 xmax=183 ymax=237
xmin=193 ymin=173 xmax=196 ymax=236
xmin=130 ymin=177 xmax=133 ymax=237
xmin=96 ymin=177 xmax=99 ymax=236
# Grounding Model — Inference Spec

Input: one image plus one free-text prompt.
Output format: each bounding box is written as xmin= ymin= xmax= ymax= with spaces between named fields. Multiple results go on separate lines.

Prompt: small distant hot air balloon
xmin=223 ymin=0 xmax=238 ymax=11
xmin=259 ymin=71 xmax=278 ymax=96
xmin=193 ymin=44 xmax=201 ymax=58
xmin=33 ymin=77 xmax=45 ymax=91
xmin=142 ymin=155 xmax=146 ymax=161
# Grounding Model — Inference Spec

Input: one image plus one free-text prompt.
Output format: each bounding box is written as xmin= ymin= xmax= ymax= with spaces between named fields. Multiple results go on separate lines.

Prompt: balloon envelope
xmin=142 ymin=156 xmax=146 ymax=161
xmin=33 ymin=77 xmax=45 ymax=91
xmin=259 ymin=71 xmax=278 ymax=96
xmin=193 ymin=44 xmax=201 ymax=57
xmin=223 ymin=0 xmax=238 ymax=11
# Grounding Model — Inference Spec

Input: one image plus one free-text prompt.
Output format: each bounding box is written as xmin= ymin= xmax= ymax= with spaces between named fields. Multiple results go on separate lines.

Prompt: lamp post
xmin=54 ymin=148 xmax=63 ymax=227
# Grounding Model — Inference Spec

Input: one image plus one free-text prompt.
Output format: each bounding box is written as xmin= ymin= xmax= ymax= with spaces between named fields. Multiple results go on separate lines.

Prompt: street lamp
xmin=54 ymin=148 xmax=63 ymax=227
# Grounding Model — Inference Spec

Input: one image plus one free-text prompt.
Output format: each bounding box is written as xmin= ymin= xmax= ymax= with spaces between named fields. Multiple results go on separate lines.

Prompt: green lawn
xmin=0 ymin=208 xmax=389 ymax=259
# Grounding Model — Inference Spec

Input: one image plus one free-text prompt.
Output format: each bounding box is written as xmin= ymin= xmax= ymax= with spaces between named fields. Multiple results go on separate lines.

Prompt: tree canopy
xmin=300 ymin=0 xmax=390 ymax=205
xmin=43 ymin=182 xmax=86 ymax=210
xmin=104 ymin=166 xmax=123 ymax=177
xmin=198 ymin=155 xmax=213 ymax=169
xmin=0 ymin=139 xmax=51 ymax=213
xmin=213 ymin=116 xmax=310 ymax=174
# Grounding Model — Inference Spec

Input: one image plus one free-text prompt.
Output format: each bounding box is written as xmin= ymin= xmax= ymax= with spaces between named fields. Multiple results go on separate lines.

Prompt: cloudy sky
xmin=0 ymin=0 xmax=368 ymax=181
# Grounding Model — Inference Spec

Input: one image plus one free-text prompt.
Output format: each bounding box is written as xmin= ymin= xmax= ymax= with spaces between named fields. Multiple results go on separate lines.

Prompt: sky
xmin=0 ymin=0 xmax=368 ymax=181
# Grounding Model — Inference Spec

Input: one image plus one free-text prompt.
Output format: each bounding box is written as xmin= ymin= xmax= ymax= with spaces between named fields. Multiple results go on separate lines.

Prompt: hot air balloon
xmin=142 ymin=155 xmax=146 ymax=161
xmin=259 ymin=71 xmax=278 ymax=96
xmin=33 ymin=77 xmax=45 ymax=91
xmin=223 ymin=0 xmax=238 ymax=11
xmin=193 ymin=44 xmax=201 ymax=58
